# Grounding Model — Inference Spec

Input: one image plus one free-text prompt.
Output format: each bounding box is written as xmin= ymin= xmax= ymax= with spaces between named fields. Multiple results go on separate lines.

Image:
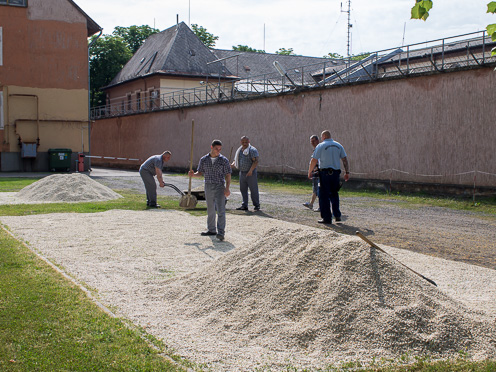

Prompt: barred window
xmin=0 ymin=0 xmax=28 ymax=6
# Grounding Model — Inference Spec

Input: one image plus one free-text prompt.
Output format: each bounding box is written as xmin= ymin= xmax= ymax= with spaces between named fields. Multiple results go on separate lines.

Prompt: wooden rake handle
xmin=187 ymin=120 xmax=194 ymax=196
xmin=356 ymin=231 xmax=437 ymax=287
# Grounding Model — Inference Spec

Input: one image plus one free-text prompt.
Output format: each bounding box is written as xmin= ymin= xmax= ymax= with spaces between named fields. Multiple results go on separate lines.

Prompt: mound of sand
xmin=16 ymin=173 xmax=122 ymax=203
xmin=162 ymin=227 xmax=496 ymax=368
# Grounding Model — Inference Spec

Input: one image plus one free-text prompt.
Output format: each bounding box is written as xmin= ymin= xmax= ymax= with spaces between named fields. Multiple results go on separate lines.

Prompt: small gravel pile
xmin=162 ymin=227 xmax=496 ymax=369
xmin=16 ymin=173 xmax=122 ymax=203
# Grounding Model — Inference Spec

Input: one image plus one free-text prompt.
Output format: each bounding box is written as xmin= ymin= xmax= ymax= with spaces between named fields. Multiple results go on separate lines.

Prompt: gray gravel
xmin=90 ymin=168 xmax=496 ymax=271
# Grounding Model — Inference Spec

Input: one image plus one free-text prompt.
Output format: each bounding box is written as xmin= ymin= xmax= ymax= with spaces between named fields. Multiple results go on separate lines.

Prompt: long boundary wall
xmin=91 ymin=68 xmax=496 ymax=188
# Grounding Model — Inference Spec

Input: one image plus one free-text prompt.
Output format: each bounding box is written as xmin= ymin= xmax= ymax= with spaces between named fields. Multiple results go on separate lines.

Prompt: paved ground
xmin=87 ymin=167 xmax=496 ymax=271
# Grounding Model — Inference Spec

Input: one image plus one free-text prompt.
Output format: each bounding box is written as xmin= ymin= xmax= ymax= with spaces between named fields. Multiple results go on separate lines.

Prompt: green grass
xmin=0 ymin=226 xmax=184 ymax=371
xmin=0 ymin=178 xmax=39 ymax=192
xmin=0 ymin=189 xmax=207 ymax=217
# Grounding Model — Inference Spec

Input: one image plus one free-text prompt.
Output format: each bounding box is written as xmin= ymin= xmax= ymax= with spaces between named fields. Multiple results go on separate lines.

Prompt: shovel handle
xmin=188 ymin=120 xmax=194 ymax=195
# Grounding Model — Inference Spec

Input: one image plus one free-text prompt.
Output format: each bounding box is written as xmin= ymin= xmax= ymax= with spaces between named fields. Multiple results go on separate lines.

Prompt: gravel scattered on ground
xmin=1 ymin=210 xmax=495 ymax=371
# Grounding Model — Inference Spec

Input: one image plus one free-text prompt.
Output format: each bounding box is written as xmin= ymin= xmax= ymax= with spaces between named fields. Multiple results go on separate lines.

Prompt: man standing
xmin=308 ymin=130 xmax=349 ymax=224
xmin=303 ymin=134 xmax=320 ymax=211
xmin=139 ymin=151 xmax=172 ymax=208
xmin=189 ymin=139 xmax=232 ymax=241
xmin=232 ymin=136 xmax=260 ymax=211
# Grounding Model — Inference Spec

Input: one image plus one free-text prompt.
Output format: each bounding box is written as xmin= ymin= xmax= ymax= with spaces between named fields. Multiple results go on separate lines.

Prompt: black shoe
xmin=216 ymin=234 xmax=225 ymax=241
xmin=148 ymin=204 xmax=161 ymax=208
xmin=335 ymin=216 xmax=342 ymax=222
xmin=236 ymin=206 xmax=248 ymax=211
xmin=318 ymin=219 xmax=333 ymax=224
xmin=254 ymin=206 xmax=260 ymax=211
xmin=201 ymin=231 xmax=217 ymax=236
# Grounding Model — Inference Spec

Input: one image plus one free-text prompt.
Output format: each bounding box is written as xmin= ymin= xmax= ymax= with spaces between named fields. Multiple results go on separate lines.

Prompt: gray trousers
xmin=140 ymin=169 xmax=157 ymax=205
xmin=205 ymin=183 xmax=227 ymax=235
xmin=239 ymin=169 xmax=260 ymax=208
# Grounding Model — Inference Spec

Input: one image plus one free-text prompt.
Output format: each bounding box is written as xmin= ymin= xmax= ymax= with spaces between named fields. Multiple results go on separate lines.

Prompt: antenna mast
xmin=341 ymin=0 xmax=352 ymax=61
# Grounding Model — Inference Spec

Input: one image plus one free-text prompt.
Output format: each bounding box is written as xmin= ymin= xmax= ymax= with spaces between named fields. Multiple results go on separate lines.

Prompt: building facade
xmin=0 ymin=0 xmax=100 ymax=171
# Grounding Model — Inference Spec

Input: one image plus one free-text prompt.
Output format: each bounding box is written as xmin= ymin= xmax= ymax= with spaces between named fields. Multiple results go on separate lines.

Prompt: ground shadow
xmin=185 ymin=238 xmax=235 ymax=256
xmin=369 ymin=247 xmax=386 ymax=307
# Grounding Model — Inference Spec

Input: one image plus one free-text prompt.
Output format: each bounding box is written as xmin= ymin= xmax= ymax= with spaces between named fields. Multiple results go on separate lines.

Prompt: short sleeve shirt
xmin=312 ymin=139 xmax=347 ymax=170
xmin=140 ymin=155 xmax=163 ymax=175
xmin=197 ymin=153 xmax=232 ymax=184
xmin=238 ymin=146 xmax=259 ymax=172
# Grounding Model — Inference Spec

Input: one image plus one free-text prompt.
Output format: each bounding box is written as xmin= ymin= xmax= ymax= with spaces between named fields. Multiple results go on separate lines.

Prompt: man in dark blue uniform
xmin=308 ymin=130 xmax=349 ymax=224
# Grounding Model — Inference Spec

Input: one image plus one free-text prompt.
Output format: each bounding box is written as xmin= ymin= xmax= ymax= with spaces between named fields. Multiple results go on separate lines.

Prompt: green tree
xmin=276 ymin=47 xmax=295 ymax=55
xmin=324 ymin=52 xmax=344 ymax=59
xmin=112 ymin=25 xmax=159 ymax=54
xmin=191 ymin=24 xmax=219 ymax=47
xmin=89 ymin=34 xmax=132 ymax=107
xmin=232 ymin=45 xmax=265 ymax=53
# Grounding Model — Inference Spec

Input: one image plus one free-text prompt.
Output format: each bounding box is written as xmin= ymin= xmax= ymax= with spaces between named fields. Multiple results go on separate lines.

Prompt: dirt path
xmin=93 ymin=171 xmax=496 ymax=270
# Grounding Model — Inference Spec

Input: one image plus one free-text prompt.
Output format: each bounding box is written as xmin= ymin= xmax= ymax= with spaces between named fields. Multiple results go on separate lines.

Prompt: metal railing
xmin=91 ymin=31 xmax=496 ymax=120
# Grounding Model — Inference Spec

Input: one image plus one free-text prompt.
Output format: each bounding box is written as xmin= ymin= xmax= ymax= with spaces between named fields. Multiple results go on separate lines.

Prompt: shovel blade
xmin=179 ymin=194 xmax=198 ymax=209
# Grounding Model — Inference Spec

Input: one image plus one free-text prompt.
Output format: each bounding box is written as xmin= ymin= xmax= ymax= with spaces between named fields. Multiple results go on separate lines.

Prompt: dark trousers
xmin=318 ymin=169 xmax=341 ymax=221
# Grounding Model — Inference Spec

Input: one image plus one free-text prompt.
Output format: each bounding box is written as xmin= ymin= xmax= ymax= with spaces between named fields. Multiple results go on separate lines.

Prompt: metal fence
xmin=91 ymin=31 xmax=496 ymax=120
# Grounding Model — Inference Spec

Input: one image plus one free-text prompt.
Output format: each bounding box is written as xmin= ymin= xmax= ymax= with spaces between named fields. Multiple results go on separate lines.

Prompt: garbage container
xmin=48 ymin=148 xmax=72 ymax=172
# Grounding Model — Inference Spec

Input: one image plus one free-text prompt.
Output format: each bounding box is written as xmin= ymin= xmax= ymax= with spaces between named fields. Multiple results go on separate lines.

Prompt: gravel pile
xmin=16 ymin=173 xmax=122 ymax=203
xmin=161 ymin=227 xmax=496 ymax=369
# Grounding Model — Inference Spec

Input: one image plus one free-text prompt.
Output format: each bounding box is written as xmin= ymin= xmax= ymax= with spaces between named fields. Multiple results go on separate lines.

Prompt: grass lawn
xmin=0 ymin=227 xmax=184 ymax=371
xmin=0 ymin=176 xmax=494 ymax=371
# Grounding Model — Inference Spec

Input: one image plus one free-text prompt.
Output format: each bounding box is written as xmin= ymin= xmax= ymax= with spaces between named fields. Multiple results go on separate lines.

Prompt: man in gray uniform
xmin=232 ymin=136 xmax=260 ymax=211
xmin=139 ymin=151 xmax=172 ymax=208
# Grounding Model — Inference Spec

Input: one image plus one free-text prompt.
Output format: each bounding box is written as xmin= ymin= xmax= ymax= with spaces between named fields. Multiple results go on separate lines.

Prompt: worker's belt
xmin=319 ymin=168 xmax=340 ymax=175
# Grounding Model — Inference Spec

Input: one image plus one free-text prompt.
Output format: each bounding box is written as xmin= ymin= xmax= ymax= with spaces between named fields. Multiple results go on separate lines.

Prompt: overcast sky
xmin=76 ymin=0 xmax=494 ymax=57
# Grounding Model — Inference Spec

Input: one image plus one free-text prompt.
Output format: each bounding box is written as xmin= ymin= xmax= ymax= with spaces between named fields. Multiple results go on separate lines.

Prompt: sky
xmin=76 ymin=0 xmax=494 ymax=57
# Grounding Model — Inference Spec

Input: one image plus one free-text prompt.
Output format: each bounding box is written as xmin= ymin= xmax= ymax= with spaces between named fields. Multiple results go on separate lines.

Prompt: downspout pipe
xmin=87 ymin=29 xmax=103 ymax=170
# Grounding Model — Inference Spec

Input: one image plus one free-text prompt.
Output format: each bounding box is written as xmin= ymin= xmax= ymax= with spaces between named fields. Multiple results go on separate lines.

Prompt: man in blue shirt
xmin=139 ymin=151 xmax=172 ymax=208
xmin=189 ymin=139 xmax=232 ymax=241
xmin=308 ymin=130 xmax=349 ymax=224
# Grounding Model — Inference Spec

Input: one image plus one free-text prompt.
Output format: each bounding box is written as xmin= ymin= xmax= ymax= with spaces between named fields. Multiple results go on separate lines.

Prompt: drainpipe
xmin=87 ymin=29 xmax=103 ymax=170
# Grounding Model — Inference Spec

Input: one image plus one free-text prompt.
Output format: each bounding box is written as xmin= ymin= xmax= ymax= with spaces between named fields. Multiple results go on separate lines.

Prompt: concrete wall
xmin=90 ymin=67 xmax=496 ymax=188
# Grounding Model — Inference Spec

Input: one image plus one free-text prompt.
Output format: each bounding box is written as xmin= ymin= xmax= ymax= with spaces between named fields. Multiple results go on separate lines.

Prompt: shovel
xmin=179 ymin=120 xmax=198 ymax=209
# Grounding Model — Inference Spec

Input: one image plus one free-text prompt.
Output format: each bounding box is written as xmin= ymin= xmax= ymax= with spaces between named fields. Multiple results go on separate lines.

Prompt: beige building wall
xmin=0 ymin=0 xmax=96 ymax=171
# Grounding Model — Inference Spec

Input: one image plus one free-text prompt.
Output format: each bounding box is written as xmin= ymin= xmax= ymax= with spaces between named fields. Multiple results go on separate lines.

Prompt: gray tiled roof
xmin=107 ymin=22 xmax=234 ymax=88
xmin=211 ymin=49 xmax=342 ymax=80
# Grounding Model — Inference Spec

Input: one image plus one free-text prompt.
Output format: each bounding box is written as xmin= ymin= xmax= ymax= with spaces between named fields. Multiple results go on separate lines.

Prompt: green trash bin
xmin=48 ymin=148 xmax=72 ymax=172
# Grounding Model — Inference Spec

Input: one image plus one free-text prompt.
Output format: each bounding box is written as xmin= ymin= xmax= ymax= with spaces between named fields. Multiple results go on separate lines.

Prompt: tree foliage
xmin=276 ymin=47 xmax=295 ymax=55
xmin=410 ymin=0 xmax=433 ymax=21
xmin=324 ymin=52 xmax=371 ymax=61
xmin=191 ymin=24 xmax=219 ymax=47
xmin=232 ymin=45 xmax=265 ymax=53
xmin=89 ymin=25 xmax=158 ymax=107
xmin=112 ymin=25 xmax=159 ymax=54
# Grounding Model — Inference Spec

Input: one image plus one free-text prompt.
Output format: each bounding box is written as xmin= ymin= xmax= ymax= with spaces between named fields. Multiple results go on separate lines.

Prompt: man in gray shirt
xmin=139 ymin=151 xmax=172 ymax=208
xmin=231 ymin=136 xmax=260 ymax=211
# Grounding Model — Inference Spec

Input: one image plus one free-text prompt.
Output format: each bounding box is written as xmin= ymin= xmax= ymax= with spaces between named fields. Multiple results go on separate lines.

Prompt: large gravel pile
xmin=16 ymin=173 xmax=122 ymax=203
xmin=161 ymin=227 xmax=496 ymax=369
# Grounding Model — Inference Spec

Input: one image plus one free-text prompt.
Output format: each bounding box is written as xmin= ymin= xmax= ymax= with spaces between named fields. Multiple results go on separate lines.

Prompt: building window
xmin=0 ymin=0 xmax=28 ymax=7
xmin=136 ymin=92 xmax=141 ymax=110
xmin=127 ymin=94 xmax=132 ymax=111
